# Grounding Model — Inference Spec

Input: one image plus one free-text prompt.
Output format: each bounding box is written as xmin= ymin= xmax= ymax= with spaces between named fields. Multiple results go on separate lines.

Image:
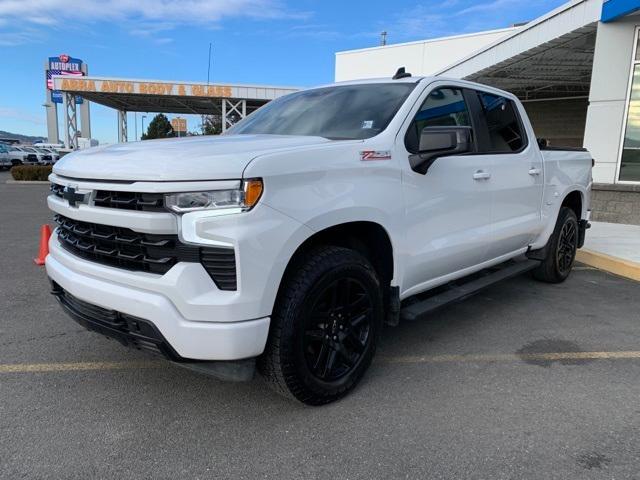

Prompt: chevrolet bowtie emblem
xmin=62 ymin=186 xmax=87 ymax=207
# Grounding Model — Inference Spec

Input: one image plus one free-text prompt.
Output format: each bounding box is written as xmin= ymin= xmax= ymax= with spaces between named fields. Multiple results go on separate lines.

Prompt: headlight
xmin=165 ymin=179 xmax=263 ymax=213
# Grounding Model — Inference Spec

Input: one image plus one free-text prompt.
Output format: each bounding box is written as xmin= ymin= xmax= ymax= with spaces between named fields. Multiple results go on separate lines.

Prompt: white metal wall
xmin=585 ymin=17 xmax=639 ymax=184
xmin=334 ymin=29 xmax=516 ymax=82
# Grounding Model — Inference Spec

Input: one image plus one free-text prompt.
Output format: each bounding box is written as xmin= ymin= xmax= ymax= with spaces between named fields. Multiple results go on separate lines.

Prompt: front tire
xmin=259 ymin=246 xmax=383 ymax=405
xmin=533 ymin=207 xmax=579 ymax=283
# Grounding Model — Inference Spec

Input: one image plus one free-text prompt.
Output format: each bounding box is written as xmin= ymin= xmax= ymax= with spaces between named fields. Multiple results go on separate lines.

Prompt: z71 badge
xmin=360 ymin=150 xmax=392 ymax=161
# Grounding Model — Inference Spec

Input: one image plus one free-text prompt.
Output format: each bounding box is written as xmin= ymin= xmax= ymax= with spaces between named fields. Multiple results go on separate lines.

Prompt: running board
xmin=400 ymin=260 xmax=540 ymax=322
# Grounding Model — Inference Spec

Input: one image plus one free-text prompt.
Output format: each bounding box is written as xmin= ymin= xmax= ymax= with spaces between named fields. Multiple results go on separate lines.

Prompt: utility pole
xmin=207 ymin=42 xmax=212 ymax=85
xmin=202 ymin=42 xmax=213 ymax=135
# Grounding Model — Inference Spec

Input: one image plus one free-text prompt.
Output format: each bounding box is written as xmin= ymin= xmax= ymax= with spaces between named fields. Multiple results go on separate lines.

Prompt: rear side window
xmin=405 ymin=87 xmax=471 ymax=153
xmin=477 ymin=92 xmax=526 ymax=153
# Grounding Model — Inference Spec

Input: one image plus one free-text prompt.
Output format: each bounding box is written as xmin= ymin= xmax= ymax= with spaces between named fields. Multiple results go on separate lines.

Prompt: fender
xmin=529 ymin=186 xmax=589 ymax=251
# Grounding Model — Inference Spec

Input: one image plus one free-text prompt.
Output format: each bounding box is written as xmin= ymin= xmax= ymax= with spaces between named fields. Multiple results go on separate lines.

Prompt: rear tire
xmin=533 ymin=207 xmax=579 ymax=283
xmin=259 ymin=246 xmax=383 ymax=405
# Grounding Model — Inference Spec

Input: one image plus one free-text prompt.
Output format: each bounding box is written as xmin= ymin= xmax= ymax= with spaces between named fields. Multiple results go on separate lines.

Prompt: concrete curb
xmin=577 ymin=249 xmax=640 ymax=282
xmin=5 ymin=180 xmax=50 ymax=185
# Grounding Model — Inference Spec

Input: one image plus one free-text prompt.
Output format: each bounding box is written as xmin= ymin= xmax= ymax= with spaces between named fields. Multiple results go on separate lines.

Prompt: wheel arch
xmin=273 ymin=221 xmax=396 ymax=314
xmin=529 ymin=187 xmax=587 ymax=254
xmin=561 ymin=189 xmax=583 ymax=220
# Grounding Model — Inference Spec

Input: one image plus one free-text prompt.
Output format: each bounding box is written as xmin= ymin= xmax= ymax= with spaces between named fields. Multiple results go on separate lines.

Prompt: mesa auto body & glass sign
xmin=53 ymin=77 xmax=233 ymax=98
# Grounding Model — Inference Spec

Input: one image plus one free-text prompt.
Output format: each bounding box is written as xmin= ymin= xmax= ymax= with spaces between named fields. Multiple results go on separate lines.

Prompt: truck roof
xmin=311 ymin=75 xmax=518 ymax=101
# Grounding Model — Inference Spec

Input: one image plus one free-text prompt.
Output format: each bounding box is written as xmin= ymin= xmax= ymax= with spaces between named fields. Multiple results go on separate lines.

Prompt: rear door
xmin=470 ymin=90 xmax=545 ymax=258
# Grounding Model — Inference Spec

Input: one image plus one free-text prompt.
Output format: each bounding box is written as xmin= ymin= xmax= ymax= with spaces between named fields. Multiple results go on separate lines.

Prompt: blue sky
xmin=0 ymin=0 xmax=567 ymax=144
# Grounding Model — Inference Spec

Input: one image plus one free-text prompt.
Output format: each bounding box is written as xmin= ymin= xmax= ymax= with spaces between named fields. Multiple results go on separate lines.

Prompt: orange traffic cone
xmin=34 ymin=224 xmax=52 ymax=266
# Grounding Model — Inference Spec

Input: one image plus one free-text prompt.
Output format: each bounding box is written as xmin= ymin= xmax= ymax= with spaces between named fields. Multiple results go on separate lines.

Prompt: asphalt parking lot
xmin=1 ymin=169 xmax=639 ymax=479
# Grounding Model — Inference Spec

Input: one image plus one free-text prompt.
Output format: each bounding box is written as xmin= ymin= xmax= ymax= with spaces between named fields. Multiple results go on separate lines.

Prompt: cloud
xmin=0 ymin=27 xmax=44 ymax=46
xmin=0 ymin=0 xmax=305 ymax=24
xmin=0 ymin=107 xmax=45 ymax=125
xmin=381 ymin=0 xmax=561 ymax=43
xmin=0 ymin=0 xmax=309 ymax=45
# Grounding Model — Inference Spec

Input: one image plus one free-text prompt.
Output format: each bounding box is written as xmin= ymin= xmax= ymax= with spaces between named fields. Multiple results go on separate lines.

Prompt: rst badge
xmin=360 ymin=150 xmax=392 ymax=161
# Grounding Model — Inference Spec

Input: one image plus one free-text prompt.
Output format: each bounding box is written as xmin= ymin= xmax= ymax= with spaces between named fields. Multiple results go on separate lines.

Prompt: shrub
xmin=10 ymin=165 xmax=53 ymax=181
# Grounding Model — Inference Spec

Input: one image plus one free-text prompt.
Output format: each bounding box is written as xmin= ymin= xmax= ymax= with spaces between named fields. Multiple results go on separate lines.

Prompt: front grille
xmin=51 ymin=282 xmax=179 ymax=359
xmin=94 ymin=190 xmax=166 ymax=212
xmin=55 ymin=214 xmax=196 ymax=274
xmin=54 ymin=214 xmax=237 ymax=290
xmin=51 ymin=184 xmax=165 ymax=212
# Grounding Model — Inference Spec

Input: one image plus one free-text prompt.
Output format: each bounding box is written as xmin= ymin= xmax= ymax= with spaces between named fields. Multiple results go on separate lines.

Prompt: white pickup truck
xmin=46 ymin=73 xmax=592 ymax=405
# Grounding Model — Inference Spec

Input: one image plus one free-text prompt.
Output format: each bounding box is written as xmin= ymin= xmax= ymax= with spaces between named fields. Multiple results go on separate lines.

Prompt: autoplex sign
xmin=46 ymin=54 xmax=84 ymax=104
xmin=53 ymin=77 xmax=233 ymax=98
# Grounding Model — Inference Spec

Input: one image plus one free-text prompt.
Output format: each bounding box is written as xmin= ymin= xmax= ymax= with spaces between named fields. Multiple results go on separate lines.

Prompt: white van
xmin=34 ymin=142 xmax=64 ymax=150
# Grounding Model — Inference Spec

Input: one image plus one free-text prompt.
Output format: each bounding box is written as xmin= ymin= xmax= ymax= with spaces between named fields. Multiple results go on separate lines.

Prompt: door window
xmin=405 ymin=87 xmax=471 ymax=153
xmin=476 ymin=92 xmax=526 ymax=153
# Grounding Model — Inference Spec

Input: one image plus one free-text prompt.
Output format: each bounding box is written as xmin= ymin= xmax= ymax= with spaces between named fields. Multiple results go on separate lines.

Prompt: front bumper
xmin=46 ymin=247 xmax=270 ymax=361
xmin=51 ymin=281 xmax=182 ymax=359
xmin=44 ymin=176 xmax=314 ymax=361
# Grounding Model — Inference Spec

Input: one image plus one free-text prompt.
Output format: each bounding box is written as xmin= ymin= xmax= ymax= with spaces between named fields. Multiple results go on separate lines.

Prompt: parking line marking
xmin=382 ymin=351 xmax=640 ymax=364
xmin=2 ymin=351 xmax=640 ymax=375
xmin=0 ymin=360 xmax=163 ymax=373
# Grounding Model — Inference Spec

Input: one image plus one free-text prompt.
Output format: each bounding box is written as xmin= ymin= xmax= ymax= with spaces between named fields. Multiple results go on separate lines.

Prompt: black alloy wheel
xmin=303 ymin=277 xmax=373 ymax=382
xmin=259 ymin=246 xmax=383 ymax=405
xmin=556 ymin=219 xmax=577 ymax=276
xmin=533 ymin=206 xmax=579 ymax=283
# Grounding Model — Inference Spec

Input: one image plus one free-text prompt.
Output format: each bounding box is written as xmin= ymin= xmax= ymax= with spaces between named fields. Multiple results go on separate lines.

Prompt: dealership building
xmin=336 ymin=0 xmax=640 ymax=224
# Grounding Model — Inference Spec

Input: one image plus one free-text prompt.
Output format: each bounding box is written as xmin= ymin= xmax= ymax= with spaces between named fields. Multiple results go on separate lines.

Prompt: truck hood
xmin=53 ymin=134 xmax=332 ymax=181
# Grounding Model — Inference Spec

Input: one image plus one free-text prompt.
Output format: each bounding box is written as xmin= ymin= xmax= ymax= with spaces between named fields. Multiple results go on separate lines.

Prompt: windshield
xmin=227 ymin=83 xmax=416 ymax=140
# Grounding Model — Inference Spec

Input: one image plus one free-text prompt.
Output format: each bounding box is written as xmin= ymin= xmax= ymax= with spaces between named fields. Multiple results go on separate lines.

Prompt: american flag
xmin=46 ymin=69 xmax=83 ymax=90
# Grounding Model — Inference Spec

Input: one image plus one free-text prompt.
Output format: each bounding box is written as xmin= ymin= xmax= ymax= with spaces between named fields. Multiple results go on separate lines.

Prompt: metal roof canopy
xmin=438 ymin=0 xmax=602 ymax=100
xmin=51 ymin=76 xmax=299 ymax=147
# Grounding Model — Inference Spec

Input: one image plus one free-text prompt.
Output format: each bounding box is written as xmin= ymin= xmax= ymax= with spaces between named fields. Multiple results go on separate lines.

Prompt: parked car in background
xmin=7 ymin=146 xmax=29 ymax=166
xmin=33 ymin=147 xmax=53 ymax=165
xmin=9 ymin=146 xmax=38 ymax=165
xmin=36 ymin=148 xmax=58 ymax=165
xmin=0 ymin=144 xmax=12 ymax=170
xmin=15 ymin=146 xmax=52 ymax=165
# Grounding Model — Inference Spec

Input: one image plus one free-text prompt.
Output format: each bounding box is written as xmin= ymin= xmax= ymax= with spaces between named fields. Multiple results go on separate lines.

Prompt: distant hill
xmin=0 ymin=130 xmax=46 ymax=144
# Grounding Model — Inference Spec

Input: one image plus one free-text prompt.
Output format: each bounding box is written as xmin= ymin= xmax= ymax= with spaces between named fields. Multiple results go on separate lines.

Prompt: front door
xmin=399 ymin=85 xmax=494 ymax=297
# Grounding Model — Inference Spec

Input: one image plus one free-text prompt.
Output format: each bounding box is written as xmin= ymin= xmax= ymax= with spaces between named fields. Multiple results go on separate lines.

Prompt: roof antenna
xmin=393 ymin=67 xmax=411 ymax=80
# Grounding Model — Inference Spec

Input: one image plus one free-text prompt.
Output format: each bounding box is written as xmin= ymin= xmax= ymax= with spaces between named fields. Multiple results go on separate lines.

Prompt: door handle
xmin=473 ymin=170 xmax=491 ymax=180
xmin=529 ymin=167 xmax=542 ymax=176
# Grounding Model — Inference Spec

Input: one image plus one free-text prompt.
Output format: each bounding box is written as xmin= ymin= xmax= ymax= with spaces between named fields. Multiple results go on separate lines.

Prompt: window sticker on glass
xmin=362 ymin=120 xmax=374 ymax=129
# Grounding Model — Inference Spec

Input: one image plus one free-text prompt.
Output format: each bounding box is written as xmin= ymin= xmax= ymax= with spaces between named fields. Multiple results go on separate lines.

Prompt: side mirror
xmin=410 ymin=126 xmax=472 ymax=174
